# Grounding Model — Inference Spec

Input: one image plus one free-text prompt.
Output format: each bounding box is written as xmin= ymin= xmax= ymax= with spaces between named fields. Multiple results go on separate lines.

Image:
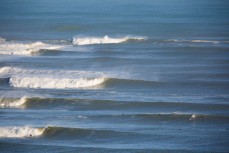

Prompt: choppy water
xmin=0 ymin=0 xmax=229 ymax=152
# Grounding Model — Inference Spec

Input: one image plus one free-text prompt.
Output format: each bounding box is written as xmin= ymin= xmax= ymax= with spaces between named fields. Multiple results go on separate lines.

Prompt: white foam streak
xmin=0 ymin=67 xmax=106 ymax=89
xmin=73 ymin=35 xmax=146 ymax=45
xmin=0 ymin=126 xmax=44 ymax=138
xmin=0 ymin=97 xmax=27 ymax=107
xmin=0 ymin=41 xmax=63 ymax=55
xmin=10 ymin=77 xmax=106 ymax=89
xmin=190 ymin=40 xmax=220 ymax=44
xmin=167 ymin=39 xmax=220 ymax=44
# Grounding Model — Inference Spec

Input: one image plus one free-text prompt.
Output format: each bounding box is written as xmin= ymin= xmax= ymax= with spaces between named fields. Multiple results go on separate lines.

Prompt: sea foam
xmin=0 ymin=126 xmax=44 ymax=138
xmin=0 ymin=40 xmax=63 ymax=55
xmin=0 ymin=37 xmax=91 ymax=55
xmin=9 ymin=77 xmax=106 ymax=89
xmin=72 ymin=35 xmax=147 ymax=45
xmin=0 ymin=67 xmax=106 ymax=89
xmin=0 ymin=96 xmax=27 ymax=107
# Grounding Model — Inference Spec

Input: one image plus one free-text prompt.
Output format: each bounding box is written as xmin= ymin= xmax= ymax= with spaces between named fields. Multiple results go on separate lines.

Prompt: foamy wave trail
xmin=9 ymin=77 xmax=106 ymax=89
xmin=72 ymin=35 xmax=147 ymax=45
xmin=166 ymin=39 xmax=220 ymax=44
xmin=190 ymin=40 xmax=220 ymax=44
xmin=0 ymin=67 xmax=107 ymax=89
xmin=0 ymin=97 xmax=27 ymax=107
xmin=0 ymin=38 xmax=63 ymax=55
xmin=0 ymin=126 xmax=44 ymax=138
xmin=0 ymin=67 xmax=104 ymax=78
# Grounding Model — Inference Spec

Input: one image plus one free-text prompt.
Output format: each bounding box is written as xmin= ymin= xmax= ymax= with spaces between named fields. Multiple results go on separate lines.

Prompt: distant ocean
xmin=0 ymin=0 xmax=229 ymax=152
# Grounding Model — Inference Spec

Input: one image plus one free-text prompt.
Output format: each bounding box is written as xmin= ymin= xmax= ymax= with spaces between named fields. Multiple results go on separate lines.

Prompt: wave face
xmin=72 ymin=35 xmax=147 ymax=45
xmin=0 ymin=97 xmax=27 ymax=107
xmin=0 ymin=126 xmax=44 ymax=138
xmin=0 ymin=67 xmax=106 ymax=89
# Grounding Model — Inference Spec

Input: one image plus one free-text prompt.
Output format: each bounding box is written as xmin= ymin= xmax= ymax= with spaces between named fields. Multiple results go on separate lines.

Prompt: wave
xmin=0 ymin=35 xmax=147 ymax=55
xmin=9 ymin=77 xmax=106 ymax=89
xmin=0 ymin=126 xmax=134 ymax=139
xmin=0 ymin=126 xmax=44 ymax=138
xmin=72 ymin=35 xmax=147 ymax=45
xmin=2 ymin=97 xmax=229 ymax=118
xmin=0 ymin=37 xmax=92 ymax=56
xmin=1 ymin=67 xmax=228 ymax=89
xmin=0 ymin=67 xmax=106 ymax=89
xmin=23 ymin=97 xmax=229 ymax=111
xmin=42 ymin=126 xmax=132 ymax=139
xmin=0 ymin=111 xmax=227 ymax=139
xmin=0 ymin=67 xmax=104 ymax=78
xmin=0 ymin=66 xmax=157 ymax=89
xmin=0 ymin=96 xmax=27 ymax=107
xmin=0 ymin=40 xmax=63 ymax=55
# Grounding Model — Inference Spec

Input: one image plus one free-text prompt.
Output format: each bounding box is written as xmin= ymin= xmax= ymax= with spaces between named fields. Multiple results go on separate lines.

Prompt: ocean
xmin=0 ymin=0 xmax=229 ymax=152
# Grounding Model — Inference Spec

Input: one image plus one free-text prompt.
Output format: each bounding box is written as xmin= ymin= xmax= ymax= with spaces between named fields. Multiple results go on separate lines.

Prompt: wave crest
xmin=0 ymin=66 xmax=105 ymax=78
xmin=0 ymin=67 xmax=107 ymax=89
xmin=0 ymin=126 xmax=44 ymax=138
xmin=72 ymin=35 xmax=147 ymax=45
xmin=0 ymin=96 xmax=27 ymax=107
xmin=9 ymin=77 xmax=106 ymax=89
xmin=0 ymin=40 xmax=63 ymax=55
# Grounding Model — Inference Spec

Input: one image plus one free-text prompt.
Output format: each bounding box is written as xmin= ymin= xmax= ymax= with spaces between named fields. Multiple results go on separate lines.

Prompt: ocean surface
xmin=0 ymin=0 xmax=229 ymax=152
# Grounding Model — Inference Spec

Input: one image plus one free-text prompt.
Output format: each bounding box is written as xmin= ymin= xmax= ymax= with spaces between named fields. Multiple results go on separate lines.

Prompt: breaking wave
xmin=0 ymin=66 xmax=104 ymax=78
xmin=0 ymin=37 xmax=92 ymax=55
xmin=0 ymin=126 xmax=134 ymax=139
xmin=9 ymin=77 xmax=106 ymax=89
xmin=0 ymin=96 xmax=27 ymax=107
xmin=0 ymin=126 xmax=44 ymax=138
xmin=0 ymin=67 xmax=106 ymax=89
xmin=72 ymin=35 xmax=147 ymax=45
xmin=0 ymin=39 xmax=63 ymax=55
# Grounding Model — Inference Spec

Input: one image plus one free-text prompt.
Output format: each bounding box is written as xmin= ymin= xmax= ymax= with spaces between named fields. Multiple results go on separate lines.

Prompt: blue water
xmin=0 ymin=0 xmax=229 ymax=152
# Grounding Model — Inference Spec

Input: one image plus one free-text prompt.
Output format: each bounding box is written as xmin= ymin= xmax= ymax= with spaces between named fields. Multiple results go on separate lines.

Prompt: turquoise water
xmin=0 ymin=0 xmax=229 ymax=152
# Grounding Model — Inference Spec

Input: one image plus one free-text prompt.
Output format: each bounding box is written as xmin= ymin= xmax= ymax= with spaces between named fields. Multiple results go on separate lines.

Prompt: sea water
xmin=0 ymin=0 xmax=229 ymax=152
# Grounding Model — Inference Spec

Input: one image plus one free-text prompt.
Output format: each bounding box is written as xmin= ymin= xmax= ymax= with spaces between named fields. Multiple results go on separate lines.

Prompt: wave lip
xmin=0 ymin=97 xmax=27 ymax=108
xmin=72 ymin=35 xmax=147 ymax=45
xmin=9 ymin=77 xmax=106 ymax=89
xmin=0 ymin=126 xmax=44 ymax=138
